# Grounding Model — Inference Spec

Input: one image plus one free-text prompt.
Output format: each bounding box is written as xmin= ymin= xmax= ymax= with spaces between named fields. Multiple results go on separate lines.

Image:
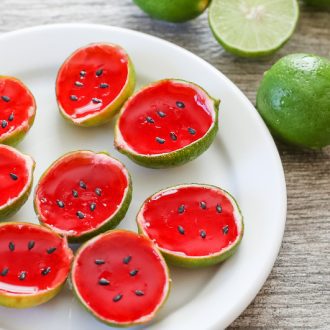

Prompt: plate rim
xmin=0 ymin=23 xmax=287 ymax=329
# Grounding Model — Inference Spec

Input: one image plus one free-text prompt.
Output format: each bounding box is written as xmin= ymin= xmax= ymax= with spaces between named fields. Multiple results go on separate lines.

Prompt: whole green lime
xmin=303 ymin=0 xmax=330 ymax=7
xmin=133 ymin=0 xmax=210 ymax=23
xmin=256 ymin=54 xmax=330 ymax=149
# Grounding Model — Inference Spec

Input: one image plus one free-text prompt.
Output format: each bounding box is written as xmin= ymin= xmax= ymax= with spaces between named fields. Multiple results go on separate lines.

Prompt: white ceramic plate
xmin=0 ymin=24 xmax=286 ymax=330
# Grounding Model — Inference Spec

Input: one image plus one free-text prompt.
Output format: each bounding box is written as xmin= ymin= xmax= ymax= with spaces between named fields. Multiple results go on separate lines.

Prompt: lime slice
xmin=209 ymin=0 xmax=299 ymax=57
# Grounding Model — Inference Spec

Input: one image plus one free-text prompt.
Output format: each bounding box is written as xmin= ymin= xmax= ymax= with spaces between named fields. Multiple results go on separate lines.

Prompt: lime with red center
xmin=0 ymin=145 xmax=35 ymax=221
xmin=137 ymin=184 xmax=244 ymax=267
xmin=0 ymin=222 xmax=73 ymax=308
xmin=34 ymin=151 xmax=132 ymax=242
xmin=56 ymin=43 xmax=135 ymax=126
xmin=115 ymin=79 xmax=219 ymax=168
xmin=71 ymin=230 xmax=170 ymax=327
xmin=0 ymin=76 xmax=36 ymax=145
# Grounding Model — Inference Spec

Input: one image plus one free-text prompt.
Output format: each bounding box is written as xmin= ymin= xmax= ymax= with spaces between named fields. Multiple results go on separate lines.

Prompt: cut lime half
xmin=209 ymin=0 xmax=299 ymax=57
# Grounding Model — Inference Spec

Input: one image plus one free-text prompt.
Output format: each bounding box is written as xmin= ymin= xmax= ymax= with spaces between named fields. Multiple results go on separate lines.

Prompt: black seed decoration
xmin=95 ymin=259 xmax=105 ymax=265
xmin=79 ymin=180 xmax=87 ymax=189
xmin=76 ymin=211 xmax=85 ymax=219
xmin=156 ymin=137 xmax=165 ymax=144
xmin=146 ymin=116 xmax=154 ymax=124
xmin=223 ymin=225 xmax=229 ymax=235
xmin=19 ymin=271 xmax=27 ymax=281
xmin=8 ymin=113 xmax=14 ymax=121
xmin=9 ymin=173 xmax=18 ymax=181
xmin=188 ymin=127 xmax=196 ymax=135
xmin=99 ymin=83 xmax=109 ymax=89
xmin=41 ymin=267 xmax=51 ymax=276
xmin=200 ymin=230 xmax=207 ymax=239
xmin=9 ymin=242 xmax=15 ymax=251
xmin=216 ymin=204 xmax=222 ymax=213
xmin=176 ymin=101 xmax=185 ymax=108
xmin=90 ymin=202 xmax=96 ymax=212
xmin=72 ymin=190 xmax=79 ymax=198
xmin=200 ymin=201 xmax=207 ymax=209
xmin=156 ymin=110 xmax=166 ymax=118
xmin=1 ymin=95 xmax=10 ymax=102
xmin=56 ymin=200 xmax=65 ymax=208
xmin=47 ymin=247 xmax=56 ymax=254
xmin=178 ymin=225 xmax=185 ymax=235
xmin=123 ymin=255 xmax=132 ymax=264
xmin=170 ymin=132 xmax=177 ymax=141
xmin=70 ymin=95 xmax=78 ymax=101
xmin=135 ymin=290 xmax=144 ymax=296
xmin=0 ymin=267 xmax=9 ymax=277
xmin=28 ymin=240 xmax=35 ymax=250
xmin=1 ymin=120 xmax=8 ymax=128
xmin=95 ymin=69 xmax=103 ymax=77
xmin=178 ymin=205 xmax=185 ymax=214
xmin=92 ymin=97 xmax=102 ymax=104
xmin=80 ymin=70 xmax=86 ymax=77
xmin=113 ymin=294 xmax=123 ymax=302
xmin=130 ymin=269 xmax=138 ymax=277
xmin=95 ymin=188 xmax=102 ymax=196
xmin=99 ymin=278 xmax=110 ymax=286
xmin=74 ymin=81 xmax=84 ymax=87
xmin=1 ymin=267 xmax=9 ymax=276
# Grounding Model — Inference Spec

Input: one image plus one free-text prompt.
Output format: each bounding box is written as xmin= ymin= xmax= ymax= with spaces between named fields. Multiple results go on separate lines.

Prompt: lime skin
xmin=133 ymin=0 xmax=210 ymax=23
xmin=256 ymin=54 xmax=330 ymax=149
xmin=303 ymin=0 xmax=330 ymax=7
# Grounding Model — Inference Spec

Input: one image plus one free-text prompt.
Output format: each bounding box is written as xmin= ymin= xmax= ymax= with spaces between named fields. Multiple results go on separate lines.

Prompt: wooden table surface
xmin=1 ymin=1 xmax=329 ymax=328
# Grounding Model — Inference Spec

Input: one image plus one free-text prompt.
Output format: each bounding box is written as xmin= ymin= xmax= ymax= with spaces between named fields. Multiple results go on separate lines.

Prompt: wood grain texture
xmin=1 ymin=0 xmax=329 ymax=328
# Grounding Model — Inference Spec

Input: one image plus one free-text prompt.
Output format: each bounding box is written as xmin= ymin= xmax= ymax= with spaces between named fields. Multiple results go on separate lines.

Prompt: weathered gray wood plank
xmin=1 ymin=0 xmax=329 ymax=328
